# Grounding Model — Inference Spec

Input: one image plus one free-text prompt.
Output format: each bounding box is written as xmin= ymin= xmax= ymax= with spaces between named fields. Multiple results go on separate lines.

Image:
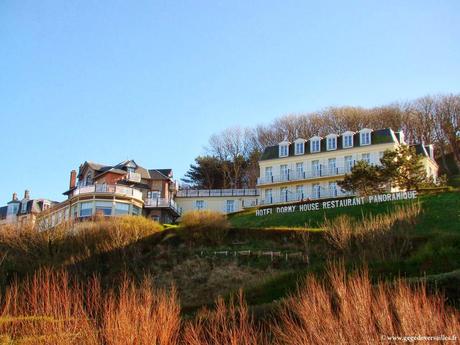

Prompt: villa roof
xmin=260 ymin=128 xmax=398 ymax=161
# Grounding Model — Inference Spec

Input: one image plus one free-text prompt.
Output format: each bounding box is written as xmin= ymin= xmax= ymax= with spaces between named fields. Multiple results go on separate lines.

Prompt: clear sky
xmin=1 ymin=0 xmax=459 ymax=202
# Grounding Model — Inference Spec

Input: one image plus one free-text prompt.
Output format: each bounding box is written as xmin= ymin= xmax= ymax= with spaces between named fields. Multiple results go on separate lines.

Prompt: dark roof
xmin=148 ymin=169 xmax=172 ymax=180
xmin=260 ymin=128 xmax=398 ymax=161
xmin=410 ymin=143 xmax=432 ymax=157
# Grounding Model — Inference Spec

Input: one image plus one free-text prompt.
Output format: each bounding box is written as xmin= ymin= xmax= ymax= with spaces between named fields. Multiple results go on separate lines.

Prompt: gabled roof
xmin=260 ymin=128 xmax=398 ymax=161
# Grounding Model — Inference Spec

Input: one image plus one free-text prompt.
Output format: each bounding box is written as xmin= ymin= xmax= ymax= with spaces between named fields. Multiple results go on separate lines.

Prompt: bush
xmin=180 ymin=210 xmax=229 ymax=245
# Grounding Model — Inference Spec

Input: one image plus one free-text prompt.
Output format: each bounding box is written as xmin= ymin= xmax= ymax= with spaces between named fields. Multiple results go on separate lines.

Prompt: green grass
xmin=229 ymin=191 xmax=460 ymax=232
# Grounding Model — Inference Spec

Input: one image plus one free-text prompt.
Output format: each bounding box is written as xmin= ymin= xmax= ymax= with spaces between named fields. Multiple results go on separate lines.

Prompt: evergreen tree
xmin=380 ymin=145 xmax=428 ymax=190
xmin=338 ymin=161 xmax=386 ymax=196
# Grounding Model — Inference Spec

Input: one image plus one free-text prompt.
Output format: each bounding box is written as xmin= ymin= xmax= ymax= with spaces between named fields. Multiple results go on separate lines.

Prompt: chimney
xmin=12 ymin=192 xmax=18 ymax=202
xmin=24 ymin=190 xmax=30 ymax=199
xmin=69 ymin=170 xmax=77 ymax=189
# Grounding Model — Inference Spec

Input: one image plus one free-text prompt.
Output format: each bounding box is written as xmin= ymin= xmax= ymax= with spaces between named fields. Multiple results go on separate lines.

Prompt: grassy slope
xmin=230 ymin=191 xmax=460 ymax=308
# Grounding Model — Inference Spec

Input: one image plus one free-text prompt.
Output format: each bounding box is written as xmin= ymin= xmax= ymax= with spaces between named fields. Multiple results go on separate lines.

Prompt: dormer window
xmin=279 ymin=140 xmax=290 ymax=157
xmin=310 ymin=136 xmax=321 ymax=153
xmin=342 ymin=131 xmax=354 ymax=148
xmin=127 ymin=167 xmax=135 ymax=174
xmin=294 ymin=139 xmax=305 ymax=155
xmin=85 ymin=172 xmax=93 ymax=186
xmin=326 ymin=134 xmax=337 ymax=151
xmin=360 ymin=129 xmax=372 ymax=146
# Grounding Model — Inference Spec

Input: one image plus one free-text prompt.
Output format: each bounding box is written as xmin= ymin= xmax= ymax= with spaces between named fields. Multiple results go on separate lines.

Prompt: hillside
xmin=0 ymin=191 xmax=459 ymax=314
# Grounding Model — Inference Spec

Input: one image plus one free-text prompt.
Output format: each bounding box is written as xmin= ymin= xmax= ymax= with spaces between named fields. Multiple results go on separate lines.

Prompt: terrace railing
xmin=70 ymin=184 xmax=144 ymax=201
xmin=144 ymin=197 xmax=182 ymax=215
xmin=257 ymin=166 xmax=349 ymax=185
xmin=176 ymin=189 xmax=259 ymax=197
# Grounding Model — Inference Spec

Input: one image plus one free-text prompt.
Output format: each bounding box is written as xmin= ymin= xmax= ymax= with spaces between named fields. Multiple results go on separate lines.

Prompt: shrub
xmin=180 ymin=210 xmax=229 ymax=245
xmin=183 ymin=291 xmax=266 ymax=345
xmin=273 ymin=264 xmax=460 ymax=345
xmin=0 ymin=269 xmax=180 ymax=345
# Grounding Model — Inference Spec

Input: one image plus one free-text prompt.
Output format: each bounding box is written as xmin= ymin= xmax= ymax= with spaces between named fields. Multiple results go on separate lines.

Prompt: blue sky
xmin=1 ymin=0 xmax=459 ymax=202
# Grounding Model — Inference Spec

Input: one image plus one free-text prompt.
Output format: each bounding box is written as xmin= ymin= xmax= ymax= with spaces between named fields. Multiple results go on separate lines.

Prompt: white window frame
xmin=280 ymin=164 xmax=289 ymax=180
xmin=328 ymin=158 xmax=336 ymax=174
xmin=295 ymin=162 xmax=304 ymax=178
xmin=360 ymin=129 xmax=372 ymax=146
xmin=279 ymin=143 xmax=289 ymax=157
xmin=344 ymin=155 xmax=353 ymax=173
xmin=326 ymin=134 xmax=337 ymax=151
xmin=310 ymin=137 xmax=321 ymax=153
xmin=342 ymin=131 xmax=354 ymax=148
xmin=329 ymin=182 xmax=338 ymax=197
xmin=226 ymin=200 xmax=235 ymax=213
xmin=361 ymin=153 xmax=370 ymax=164
xmin=294 ymin=139 xmax=305 ymax=155
xmin=195 ymin=200 xmax=205 ymax=210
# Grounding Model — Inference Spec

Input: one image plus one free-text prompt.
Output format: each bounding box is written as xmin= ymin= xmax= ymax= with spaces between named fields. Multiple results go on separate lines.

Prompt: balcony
xmin=126 ymin=172 xmax=141 ymax=183
xmin=260 ymin=189 xmax=354 ymax=206
xmin=176 ymin=189 xmax=259 ymax=198
xmin=70 ymin=184 xmax=143 ymax=201
xmin=144 ymin=198 xmax=182 ymax=215
xmin=257 ymin=167 xmax=350 ymax=185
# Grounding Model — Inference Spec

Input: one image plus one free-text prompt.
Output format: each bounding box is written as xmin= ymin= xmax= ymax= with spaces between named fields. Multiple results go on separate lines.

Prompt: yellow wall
xmin=176 ymin=195 xmax=258 ymax=215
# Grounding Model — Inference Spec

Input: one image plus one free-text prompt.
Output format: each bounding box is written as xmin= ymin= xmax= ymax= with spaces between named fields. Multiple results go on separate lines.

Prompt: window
xmin=195 ymin=200 xmax=205 ymax=210
xmin=296 ymin=185 xmax=304 ymax=200
xmin=264 ymin=189 xmax=272 ymax=203
xmin=85 ymin=172 xmax=93 ymax=186
xmin=280 ymin=187 xmax=288 ymax=201
xmin=343 ymin=134 xmax=353 ymax=148
xmin=265 ymin=166 xmax=273 ymax=180
xmin=312 ymin=184 xmax=321 ymax=199
xmin=360 ymin=131 xmax=371 ymax=145
xmin=296 ymin=162 xmax=304 ymax=178
xmin=95 ymin=201 xmax=112 ymax=216
xmin=327 ymin=136 xmax=337 ymax=150
xmin=71 ymin=204 xmax=78 ymax=218
xmin=329 ymin=182 xmax=338 ymax=197
xmin=378 ymin=151 xmax=384 ymax=162
xmin=328 ymin=158 xmax=336 ymax=175
xmin=132 ymin=206 xmax=141 ymax=215
xmin=280 ymin=164 xmax=289 ymax=180
xmin=115 ymin=202 xmax=130 ymax=215
xmin=7 ymin=203 xmax=19 ymax=216
xmin=21 ymin=201 xmax=28 ymax=214
xmin=344 ymin=155 xmax=353 ymax=173
xmin=279 ymin=144 xmax=289 ymax=157
xmin=127 ymin=167 xmax=135 ymax=173
xmin=295 ymin=142 xmax=304 ymax=155
xmin=310 ymin=139 xmax=320 ymax=153
xmin=362 ymin=153 xmax=370 ymax=164
xmin=147 ymin=191 xmax=160 ymax=199
xmin=312 ymin=160 xmax=320 ymax=176
xmin=79 ymin=201 xmax=93 ymax=217
xmin=226 ymin=200 xmax=235 ymax=213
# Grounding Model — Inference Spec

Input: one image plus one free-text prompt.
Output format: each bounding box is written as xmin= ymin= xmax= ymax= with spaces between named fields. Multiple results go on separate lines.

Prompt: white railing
xmin=176 ymin=189 xmax=259 ymax=197
xmin=144 ymin=198 xmax=181 ymax=215
xmin=257 ymin=166 xmax=350 ymax=185
xmin=71 ymin=184 xmax=143 ymax=200
xmin=260 ymin=190 xmax=354 ymax=206
xmin=126 ymin=172 xmax=141 ymax=183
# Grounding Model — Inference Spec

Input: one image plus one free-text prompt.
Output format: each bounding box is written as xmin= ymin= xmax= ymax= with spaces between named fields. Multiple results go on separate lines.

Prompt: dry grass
xmin=273 ymin=263 xmax=460 ymax=345
xmin=180 ymin=210 xmax=229 ymax=245
xmin=0 ymin=264 xmax=458 ymax=344
xmin=183 ymin=291 xmax=267 ymax=345
xmin=0 ymin=269 xmax=180 ymax=345
xmin=323 ymin=202 xmax=421 ymax=259
xmin=0 ymin=216 xmax=162 ymax=270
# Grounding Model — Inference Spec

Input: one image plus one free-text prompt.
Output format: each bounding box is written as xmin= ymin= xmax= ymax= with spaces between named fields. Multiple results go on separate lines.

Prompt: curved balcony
xmin=70 ymin=184 xmax=144 ymax=201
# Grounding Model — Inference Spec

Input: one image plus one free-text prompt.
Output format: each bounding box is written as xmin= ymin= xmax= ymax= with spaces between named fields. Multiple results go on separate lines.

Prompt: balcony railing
xmin=144 ymin=198 xmax=182 ymax=215
xmin=126 ymin=172 xmax=141 ymax=183
xmin=257 ymin=166 xmax=350 ymax=185
xmin=70 ymin=184 xmax=144 ymax=201
xmin=260 ymin=189 xmax=354 ymax=206
xmin=176 ymin=189 xmax=259 ymax=197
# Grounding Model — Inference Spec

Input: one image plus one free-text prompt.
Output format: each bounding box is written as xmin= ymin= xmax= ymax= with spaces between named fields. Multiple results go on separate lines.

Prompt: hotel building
xmin=257 ymin=128 xmax=438 ymax=205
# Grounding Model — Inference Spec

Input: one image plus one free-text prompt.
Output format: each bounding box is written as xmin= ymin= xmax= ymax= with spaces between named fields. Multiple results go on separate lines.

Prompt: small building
xmin=0 ymin=190 xmax=56 ymax=227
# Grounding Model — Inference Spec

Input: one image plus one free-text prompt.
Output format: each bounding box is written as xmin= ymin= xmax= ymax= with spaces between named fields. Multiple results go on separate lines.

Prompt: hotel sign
xmin=255 ymin=191 xmax=418 ymax=217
